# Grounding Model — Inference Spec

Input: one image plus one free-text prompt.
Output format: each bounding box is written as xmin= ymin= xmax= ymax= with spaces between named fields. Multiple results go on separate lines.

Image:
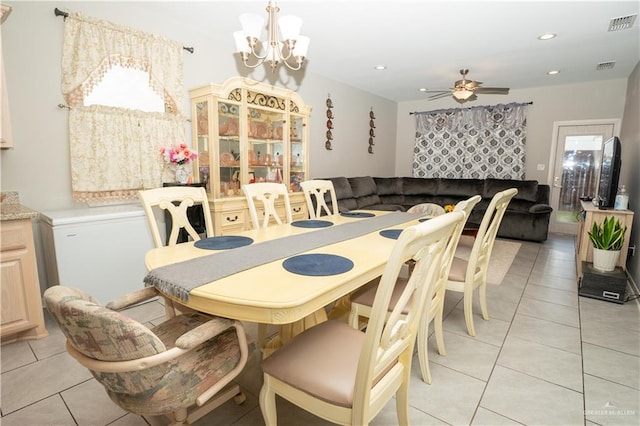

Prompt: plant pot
xmin=592 ymin=247 xmax=620 ymax=272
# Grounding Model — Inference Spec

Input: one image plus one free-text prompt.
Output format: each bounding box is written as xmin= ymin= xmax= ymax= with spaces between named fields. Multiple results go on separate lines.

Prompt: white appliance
xmin=40 ymin=205 xmax=154 ymax=304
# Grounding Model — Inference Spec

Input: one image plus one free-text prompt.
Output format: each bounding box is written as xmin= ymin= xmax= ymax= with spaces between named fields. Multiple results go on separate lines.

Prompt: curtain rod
xmin=410 ymin=101 xmax=533 ymax=115
xmin=54 ymin=8 xmax=194 ymax=54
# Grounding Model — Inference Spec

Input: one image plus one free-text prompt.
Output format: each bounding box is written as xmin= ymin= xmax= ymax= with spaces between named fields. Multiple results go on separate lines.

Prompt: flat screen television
xmin=596 ymin=136 xmax=622 ymax=208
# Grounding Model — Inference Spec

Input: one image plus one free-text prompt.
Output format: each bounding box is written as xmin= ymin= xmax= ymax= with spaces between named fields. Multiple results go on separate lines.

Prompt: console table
xmin=576 ymin=200 xmax=634 ymax=277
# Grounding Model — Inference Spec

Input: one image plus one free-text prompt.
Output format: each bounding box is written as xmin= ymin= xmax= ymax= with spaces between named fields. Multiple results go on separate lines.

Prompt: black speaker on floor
xmin=579 ymin=262 xmax=628 ymax=304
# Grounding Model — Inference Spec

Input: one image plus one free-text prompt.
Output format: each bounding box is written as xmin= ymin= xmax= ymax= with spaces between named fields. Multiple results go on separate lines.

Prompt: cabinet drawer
xmin=0 ymin=221 xmax=28 ymax=252
xmin=218 ymin=209 xmax=246 ymax=229
xmin=291 ymin=201 xmax=307 ymax=220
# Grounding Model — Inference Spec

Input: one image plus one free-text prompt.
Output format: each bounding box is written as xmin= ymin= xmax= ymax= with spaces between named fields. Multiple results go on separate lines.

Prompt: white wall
xmin=0 ymin=1 xmax=397 ymax=214
xmin=618 ymin=62 xmax=639 ymax=285
xmin=395 ymin=79 xmax=628 ymax=183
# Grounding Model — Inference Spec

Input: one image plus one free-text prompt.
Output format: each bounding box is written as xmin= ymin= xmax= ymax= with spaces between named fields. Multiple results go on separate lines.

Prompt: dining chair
xmin=242 ymin=182 xmax=292 ymax=229
xmin=407 ymin=202 xmax=446 ymax=216
xmin=43 ymin=285 xmax=252 ymax=426
xmin=138 ymin=186 xmax=214 ymax=248
xmin=259 ymin=212 xmax=464 ymax=426
xmin=349 ymin=195 xmax=481 ymax=384
xmin=447 ymin=188 xmax=518 ymax=337
xmin=139 ymin=186 xmax=215 ymax=318
xmin=300 ymin=179 xmax=339 ymax=219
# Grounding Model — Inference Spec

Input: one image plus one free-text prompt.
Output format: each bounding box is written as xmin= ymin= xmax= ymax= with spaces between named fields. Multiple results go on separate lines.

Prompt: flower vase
xmin=175 ymin=164 xmax=190 ymax=184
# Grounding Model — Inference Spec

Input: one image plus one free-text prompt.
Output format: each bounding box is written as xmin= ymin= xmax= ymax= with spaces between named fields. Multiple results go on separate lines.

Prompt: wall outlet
xmin=537 ymin=164 xmax=545 ymax=171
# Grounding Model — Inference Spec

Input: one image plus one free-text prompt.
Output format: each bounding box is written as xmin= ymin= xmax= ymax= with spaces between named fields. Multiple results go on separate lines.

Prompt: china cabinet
xmin=190 ymin=77 xmax=311 ymax=234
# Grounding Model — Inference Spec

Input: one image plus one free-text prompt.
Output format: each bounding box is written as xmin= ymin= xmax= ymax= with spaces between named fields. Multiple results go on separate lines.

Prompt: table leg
xmin=262 ymin=309 xmax=328 ymax=358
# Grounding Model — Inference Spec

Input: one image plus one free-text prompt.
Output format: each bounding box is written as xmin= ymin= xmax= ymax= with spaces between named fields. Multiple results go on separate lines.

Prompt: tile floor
xmin=1 ymin=234 xmax=639 ymax=426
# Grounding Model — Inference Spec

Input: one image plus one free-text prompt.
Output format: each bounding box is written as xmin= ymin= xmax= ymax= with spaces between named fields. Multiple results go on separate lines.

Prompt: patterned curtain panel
xmin=413 ymin=102 xmax=529 ymax=179
xmin=61 ymin=12 xmax=185 ymax=202
xmin=69 ymin=106 xmax=186 ymax=202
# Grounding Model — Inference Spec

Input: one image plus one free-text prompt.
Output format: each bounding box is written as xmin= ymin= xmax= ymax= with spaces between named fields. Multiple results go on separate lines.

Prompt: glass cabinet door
xmin=247 ymin=107 xmax=285 ymax=187
xmin=289 ymin=115 xmax=305 ymax=192
xmin=195 ymin=100 xmax=210 ymax=192
xmin=218 ymin=102 xmax=241 ymax=197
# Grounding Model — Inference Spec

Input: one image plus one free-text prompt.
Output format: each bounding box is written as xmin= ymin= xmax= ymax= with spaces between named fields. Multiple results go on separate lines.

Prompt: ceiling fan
xmin=423 ymin=69 xmax=510 ymax=103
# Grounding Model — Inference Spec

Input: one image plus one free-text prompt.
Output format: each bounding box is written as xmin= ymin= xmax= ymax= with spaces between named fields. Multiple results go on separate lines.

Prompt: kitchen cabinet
xmin=190 ymin=77 xmax=311 ymax=234
xmin=1 ymin=3 xmax=13 ymax=149
xmin=1 ymin=213 xmax=47 ymax=342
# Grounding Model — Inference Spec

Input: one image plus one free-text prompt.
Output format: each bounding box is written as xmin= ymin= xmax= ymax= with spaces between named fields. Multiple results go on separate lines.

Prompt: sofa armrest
xmin=529 ymin=204 xmax=553 ymax=214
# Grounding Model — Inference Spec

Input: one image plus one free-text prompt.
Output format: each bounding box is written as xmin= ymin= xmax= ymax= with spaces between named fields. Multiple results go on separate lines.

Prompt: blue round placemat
xmin=419 ymin=217 xmax=431 ymax=222
xmin=194 ymin=236 xmax=254 ymax=250
xmin=291 ymin=219 xmax=334 ymax=228
xmin=282 ymin=253 xmax=354 ymax=276
xmin=340 ymin=211 xmax=375 ymax=218
xmin=379 ymin=229 xmax=403 ymax=240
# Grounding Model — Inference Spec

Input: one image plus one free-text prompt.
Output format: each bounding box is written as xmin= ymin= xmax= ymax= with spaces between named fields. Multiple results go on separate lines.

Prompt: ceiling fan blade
xmin=427 ymin=92 xmax=453 ymax=100
xmin=474 ymin=87 xmax=510 ymax=94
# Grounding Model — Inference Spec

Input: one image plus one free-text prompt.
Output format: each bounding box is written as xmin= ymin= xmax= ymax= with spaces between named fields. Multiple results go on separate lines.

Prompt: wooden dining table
xmin=144 ymin=210 xmax=424 ymax=352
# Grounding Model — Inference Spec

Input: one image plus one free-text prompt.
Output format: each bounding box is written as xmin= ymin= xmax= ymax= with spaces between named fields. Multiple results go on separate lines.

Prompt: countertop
xmin=0 ymin=203 xmax=39 ymax=221
xmin=0 ymin=191 xmax=38 ymax=221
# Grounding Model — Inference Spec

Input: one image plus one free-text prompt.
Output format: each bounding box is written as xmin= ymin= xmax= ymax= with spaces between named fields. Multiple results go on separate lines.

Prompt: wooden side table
xmin=576 ymin=200 xmax=634 ymax=277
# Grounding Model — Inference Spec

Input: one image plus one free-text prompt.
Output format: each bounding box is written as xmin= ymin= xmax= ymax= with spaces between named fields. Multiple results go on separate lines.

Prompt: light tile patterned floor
xmin=1 ymin=234 xmax=639 ymax=425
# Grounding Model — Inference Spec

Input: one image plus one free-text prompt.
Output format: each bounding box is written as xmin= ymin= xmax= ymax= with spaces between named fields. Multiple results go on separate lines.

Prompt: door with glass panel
xmin=549 ymin=121 xmax=617 ymax=234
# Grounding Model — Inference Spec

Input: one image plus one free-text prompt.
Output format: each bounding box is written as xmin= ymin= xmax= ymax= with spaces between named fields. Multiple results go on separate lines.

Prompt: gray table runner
xmin=144 ymin=212 xmax=422 ymax=301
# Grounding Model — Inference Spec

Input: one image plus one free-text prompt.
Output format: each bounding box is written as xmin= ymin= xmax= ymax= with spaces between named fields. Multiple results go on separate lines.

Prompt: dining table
xmin=144 ymin=210 xmax=425 ymax=354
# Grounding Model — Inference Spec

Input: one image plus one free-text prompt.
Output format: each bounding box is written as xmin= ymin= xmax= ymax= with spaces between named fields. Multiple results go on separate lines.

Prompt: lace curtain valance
xmin=412 ymin=102 xmax=529 ymax=180
xmin=62 ymin=12 xmax=184 ymax=114
xmin=61 ymin=12 xmax=186 ymax=202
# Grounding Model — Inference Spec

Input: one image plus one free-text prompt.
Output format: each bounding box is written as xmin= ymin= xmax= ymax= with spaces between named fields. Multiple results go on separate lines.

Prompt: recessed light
xmin=374 ymin=65 xmax=387 ymax=70
xmin=547 ymin=70 xmax=560 ymax=75
xmin=419 ymin=88 xmax=428 ymax=92
xmin=538 ymin=33 xmax=557 ymax=40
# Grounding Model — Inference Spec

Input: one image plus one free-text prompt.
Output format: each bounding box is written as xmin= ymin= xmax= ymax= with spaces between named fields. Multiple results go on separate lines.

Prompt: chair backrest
xmin=407 ymin=203 xmax=446 ymax=216
xmin=427 ymin=195 xmax=482 ymax=313
xmin=300 ymin=179 xmax=339 ymax=219
xmin=43 ymin=286 xmax=167 ymax=395
xmin=138 ymin=186 xmax=214 ymax=248
xmin=242 ymin=182 xmax=292 ymax=229
xmin=465 ymin=188 xmax=518 ymax=283
xmin=353 ymin=212 xmax=464 ymax=416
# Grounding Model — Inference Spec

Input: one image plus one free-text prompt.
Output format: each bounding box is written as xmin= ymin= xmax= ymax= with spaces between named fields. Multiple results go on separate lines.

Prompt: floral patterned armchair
xmin=43 ymin=285 xmax=253 ymax=425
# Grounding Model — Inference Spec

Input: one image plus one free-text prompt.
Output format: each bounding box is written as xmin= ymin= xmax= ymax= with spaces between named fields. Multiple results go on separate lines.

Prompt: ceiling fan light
xmin=453 ymin=89 xmax=474 ymax=100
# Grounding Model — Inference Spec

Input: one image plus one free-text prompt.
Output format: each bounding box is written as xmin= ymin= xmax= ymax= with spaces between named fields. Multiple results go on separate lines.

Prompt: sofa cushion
xmin=348 ymin=177 xmax=381 ymax=208
xmin=328 ymin=177 xmax=354 ymax=200
xmin=484 ymin=178 xmax=539 ymax=202
xmin=402 ymin=178 xmax=439 ymax=195
xmin=373 ymin=177 xmax=403 ymax=195
xmin=348 ymin=176 xmax=378 ymax=198
xmin=438 ymin=179 xmax=484 ymax=197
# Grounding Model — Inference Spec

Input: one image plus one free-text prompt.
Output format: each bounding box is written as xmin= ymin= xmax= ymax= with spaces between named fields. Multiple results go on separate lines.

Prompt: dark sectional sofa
xmin=321 ymin=176 xmax=553 ymax=242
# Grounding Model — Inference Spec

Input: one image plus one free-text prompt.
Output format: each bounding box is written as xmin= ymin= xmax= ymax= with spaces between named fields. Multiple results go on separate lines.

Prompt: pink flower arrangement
xmin=160 ymin=144 xmax=197 ymax=166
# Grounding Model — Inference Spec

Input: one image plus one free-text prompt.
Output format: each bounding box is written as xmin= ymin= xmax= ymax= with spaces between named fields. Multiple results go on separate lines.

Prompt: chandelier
xmin=233 ymin=1 xmax=310 ymax=72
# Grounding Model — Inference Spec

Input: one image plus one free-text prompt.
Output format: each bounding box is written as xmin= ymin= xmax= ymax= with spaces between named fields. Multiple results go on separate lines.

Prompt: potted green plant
xmin=587 ymin=216 xmax=627 ymax=272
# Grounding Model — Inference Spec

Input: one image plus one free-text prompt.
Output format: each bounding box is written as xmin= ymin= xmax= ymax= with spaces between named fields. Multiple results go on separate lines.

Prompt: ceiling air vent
xmin=608 ymin=14 xmax=637 ymax=31
xmin=596 ymin=61 xmax=616 ymax=71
